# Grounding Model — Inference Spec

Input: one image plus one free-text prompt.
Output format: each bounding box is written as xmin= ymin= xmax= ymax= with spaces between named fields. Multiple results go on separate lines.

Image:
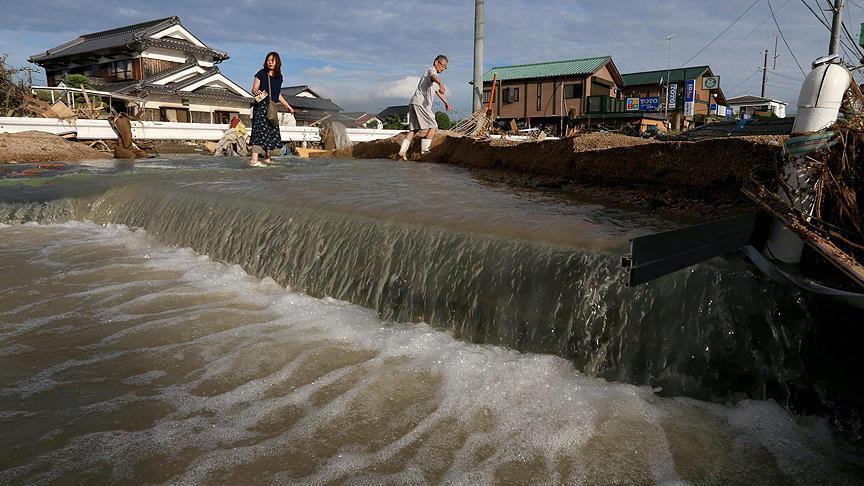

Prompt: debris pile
xmin=744 ymin=84 xmax=864 ymax=284
xmin=1 ymin=54 xmax=29 ymax=117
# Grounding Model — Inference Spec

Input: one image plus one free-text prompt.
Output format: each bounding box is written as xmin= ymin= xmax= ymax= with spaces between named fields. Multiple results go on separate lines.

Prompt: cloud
xmin=380 ymin=76 xmax=420 ymax=99
xmin=302 ymin=65 xmax=337 ymax=76
xmin=4 ymin=0 xmax=862 ymax=113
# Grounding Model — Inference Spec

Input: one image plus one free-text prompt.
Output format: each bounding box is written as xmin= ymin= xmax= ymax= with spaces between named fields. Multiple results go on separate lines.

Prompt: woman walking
xmin=249 ymin=52 xmax=294 ymax=167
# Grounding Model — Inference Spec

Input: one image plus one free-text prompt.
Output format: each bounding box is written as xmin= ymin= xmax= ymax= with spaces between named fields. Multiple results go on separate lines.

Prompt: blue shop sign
xmin=639 ymin=97 xmax=660 ymax=111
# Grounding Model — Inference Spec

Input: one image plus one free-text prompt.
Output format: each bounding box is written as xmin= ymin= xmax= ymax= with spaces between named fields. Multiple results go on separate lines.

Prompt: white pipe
xmin=764 ymin=56 xmax=851 ymax=263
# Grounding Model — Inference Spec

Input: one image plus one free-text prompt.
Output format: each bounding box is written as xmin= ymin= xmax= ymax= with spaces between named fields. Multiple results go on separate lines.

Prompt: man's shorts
xmin=408 ymin=103 xmax=437 ymax=130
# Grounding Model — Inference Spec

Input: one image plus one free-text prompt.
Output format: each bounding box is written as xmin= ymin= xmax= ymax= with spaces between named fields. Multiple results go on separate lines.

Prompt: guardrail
xmin=0 ymin=117 xmax=403 ymax=143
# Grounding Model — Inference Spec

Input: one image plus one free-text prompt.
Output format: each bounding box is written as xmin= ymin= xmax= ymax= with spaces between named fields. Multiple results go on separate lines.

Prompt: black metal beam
xmin=621 ymin=213 xmax=758 ymax=286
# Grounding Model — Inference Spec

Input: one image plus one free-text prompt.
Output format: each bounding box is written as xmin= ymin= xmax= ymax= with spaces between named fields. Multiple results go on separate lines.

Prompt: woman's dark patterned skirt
xmin=250 ymin=101 xmax=282 ymax=155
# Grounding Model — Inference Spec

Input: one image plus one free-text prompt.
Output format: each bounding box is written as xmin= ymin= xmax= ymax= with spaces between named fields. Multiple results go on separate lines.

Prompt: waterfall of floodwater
xmin=1 ymin=222 xmax=859 ymax=484
xmin=0 ymin=159 xmax=861 ymax=484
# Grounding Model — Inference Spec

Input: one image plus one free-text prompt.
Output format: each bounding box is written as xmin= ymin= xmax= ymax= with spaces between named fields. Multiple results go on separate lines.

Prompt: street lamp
xmin=664 ymin=34 xmax=677 ymax=126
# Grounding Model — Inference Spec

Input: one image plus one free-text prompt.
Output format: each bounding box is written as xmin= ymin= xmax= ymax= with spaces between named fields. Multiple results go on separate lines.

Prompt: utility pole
xmin=664 ymin=34 xmax=676 ymax=123
xmin=772 ymin=33 xmax=780 ymax=69
xmin=829 ymin=0 xmax=845 ymax=56
xmin=761 ymin=49 xmax=769 ymax=97
xmin=472 ymin=0 xmax=485 ymax=112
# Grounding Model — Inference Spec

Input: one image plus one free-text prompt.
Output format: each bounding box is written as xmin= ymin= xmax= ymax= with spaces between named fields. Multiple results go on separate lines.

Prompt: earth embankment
xmin=0 ymin=131 xmax=112 ymax=163
xmin=317 ymin=132 xmax=786 ymax=214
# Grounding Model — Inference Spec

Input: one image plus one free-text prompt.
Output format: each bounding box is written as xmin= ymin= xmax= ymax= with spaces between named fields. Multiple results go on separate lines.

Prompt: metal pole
xmin=829 ymin=0 xmax=845 ymax=56
xmin=761 ymin=49 xmax=769 ymax=97
xmin=772 ymin=34 xmax=780 ymax=69
xmin=664 ymin=34 xmax=676 ymax=124
xmin=472 ymin=0 xmax=485 ymax=112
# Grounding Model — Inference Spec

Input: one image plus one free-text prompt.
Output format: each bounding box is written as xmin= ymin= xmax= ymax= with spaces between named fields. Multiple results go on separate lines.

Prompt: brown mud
xmin=0 ymin=131 xmax=111 ymax=164
xmin=314 ymin=131 xmax=787 ymax=217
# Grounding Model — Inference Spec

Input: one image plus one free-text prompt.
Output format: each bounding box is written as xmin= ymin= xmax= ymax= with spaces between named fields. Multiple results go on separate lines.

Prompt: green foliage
xmin=366 ymin=119 xmax=379 ymax=129
xmin=383 ymin=113 xmax=403 ymax=130
xmin=435 ymin=111 xmax=453 ymax=130
xmin=753 ymin=111 xmax=778 ymax=120
xmin=0 ymin=53 xmax=28 ymax=116
xmin=35 ymin=89 xmax=54 ymax=103
xmin=65 ymin=74 xmax=91 ymax=89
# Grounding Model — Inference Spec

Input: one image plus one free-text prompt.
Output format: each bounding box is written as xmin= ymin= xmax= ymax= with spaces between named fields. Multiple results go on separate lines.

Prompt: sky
xmin=2 ymin=0 xmax=863 ymax=117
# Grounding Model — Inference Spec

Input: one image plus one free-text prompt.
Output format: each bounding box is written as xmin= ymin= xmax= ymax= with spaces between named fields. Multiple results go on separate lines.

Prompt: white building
xmin=29 ymin=16 xmax=253 ymax=124
xmin=726 ymin=95 xmax=787 ymax=119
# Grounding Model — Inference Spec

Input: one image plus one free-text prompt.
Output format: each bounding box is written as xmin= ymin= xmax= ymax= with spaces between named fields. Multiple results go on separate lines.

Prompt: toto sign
xmin=639 ymin=97 xmax=660 ymax=111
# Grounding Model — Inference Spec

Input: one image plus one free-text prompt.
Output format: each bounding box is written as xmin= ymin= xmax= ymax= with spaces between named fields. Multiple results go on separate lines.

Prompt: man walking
xmin=398 ymin=55 xmax=452 ymax=160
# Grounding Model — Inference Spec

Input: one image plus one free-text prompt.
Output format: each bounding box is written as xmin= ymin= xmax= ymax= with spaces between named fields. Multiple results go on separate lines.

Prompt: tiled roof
xmin=284 ymin=95 xmax=342 ymax=112
xmin=112 ymin=67 xmax=252 ymax=103
xmin=30 ymin=17 xmax=178 ymax=63
xmin=483 ymin=56 xmax=612 ymax=82
xmin=621 ymin=66 xmax=710 ymax=86
xmin=726 ymin=95 xmax=787 ymax=105
xmin=139 ymin=37 xmax=228 ymax=60
xmin=281 ymin=85 xmax=321 ymax=97
xmin=377 ymin=105 xmax=409 ymax=119
xmin=29 ymin=16 xmax=227 ymax=64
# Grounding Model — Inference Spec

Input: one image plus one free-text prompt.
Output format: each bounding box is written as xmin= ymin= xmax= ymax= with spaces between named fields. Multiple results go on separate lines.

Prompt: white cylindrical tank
xmin=764 ymin=55 xmax=851 ymax=263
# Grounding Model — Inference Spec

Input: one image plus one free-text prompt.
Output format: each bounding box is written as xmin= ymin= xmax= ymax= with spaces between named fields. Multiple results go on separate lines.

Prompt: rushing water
xmin=1 ymin=156 xmax=862 ymax=483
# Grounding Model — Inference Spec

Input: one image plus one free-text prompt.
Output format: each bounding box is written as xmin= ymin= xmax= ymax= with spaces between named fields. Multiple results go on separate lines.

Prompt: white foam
xmin=0 ymin=222 xmax=857 ymax=485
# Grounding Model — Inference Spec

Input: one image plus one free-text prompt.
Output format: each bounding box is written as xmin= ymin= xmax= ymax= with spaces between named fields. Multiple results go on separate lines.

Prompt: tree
xmin=383 ymin=113 xmax=403 ymax=130
xmin=65 ymin=74 xmax=91 ymax=89
xmin=435 ymin=111 xmax=453 ymax=130
xmin=367 ymin=119 xmax=380 ymax=129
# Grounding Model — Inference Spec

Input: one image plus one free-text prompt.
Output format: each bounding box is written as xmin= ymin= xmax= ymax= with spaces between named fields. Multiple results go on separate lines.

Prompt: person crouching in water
xmin=398 ymin=55 xmax=452 ymax=160
xmin=249 ymin=52 xmax=295 ymax=167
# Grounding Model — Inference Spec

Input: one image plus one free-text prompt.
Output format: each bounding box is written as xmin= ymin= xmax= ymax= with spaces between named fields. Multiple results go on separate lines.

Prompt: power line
xmin=768 ymin=0 xmax=807 ymax=75
xmin=805 ymin=0 xmax=862 ymax=57
xmin=679 ymin=0 xmax=761 ymax=66
xmin=841 ymin=2 xmax=864 ymax=60
xmin=800 ymin=0 xmax=832 ymax=27
xmin=711 ymin=0 xmax=793 ymax=64
xmin=730 ymin=68 xmax=763 ymax=92
xmin=767 ymin=70 xmax=805 ymax=81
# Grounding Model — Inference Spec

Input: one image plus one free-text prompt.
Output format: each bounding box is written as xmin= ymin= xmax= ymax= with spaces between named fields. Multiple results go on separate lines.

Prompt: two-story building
xmin=29 ymin=16 xmax=254 ymax=123
xmin=481 ymin=56 xmax=624 ymax=134
xmin=620 ymin=65 xmax=727 ymax=131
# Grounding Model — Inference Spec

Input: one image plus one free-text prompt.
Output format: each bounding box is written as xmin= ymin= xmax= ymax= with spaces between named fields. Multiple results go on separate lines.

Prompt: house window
xmin=564 ymin=84 xmax=583 ymax=99
xmin=509 ymin=87 xmax=519 ymax=103
xmin=502 ymin=88 xmax=510 ymax=104
xmin=483 ymin=90 xmax=491 ymax=103
xmin=191 ymin=111 xmax=212 ymax=124
xmin=110 ymin=60 xmax=133 ymax=81
xmin=536 ymin=82 xmax=542 ymax=111
xmin=214 ymin=111 xmax=239 ymax=124
xmin=160 ymin=107 xmax=190 ymax=123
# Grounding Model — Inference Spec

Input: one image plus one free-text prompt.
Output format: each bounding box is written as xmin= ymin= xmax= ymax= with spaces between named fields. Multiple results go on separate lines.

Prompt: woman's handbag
xmin=265 ymin=75 xmax=280 ymax=127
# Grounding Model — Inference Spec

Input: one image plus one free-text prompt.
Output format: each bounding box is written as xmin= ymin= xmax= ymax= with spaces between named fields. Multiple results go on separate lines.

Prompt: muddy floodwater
xmin=1 ymin=156 xmax=862 ymax=484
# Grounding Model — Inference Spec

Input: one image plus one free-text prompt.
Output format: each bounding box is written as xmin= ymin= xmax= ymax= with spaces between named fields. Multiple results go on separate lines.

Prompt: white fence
xmin=0 ymin=117 xmax=402 ymax=143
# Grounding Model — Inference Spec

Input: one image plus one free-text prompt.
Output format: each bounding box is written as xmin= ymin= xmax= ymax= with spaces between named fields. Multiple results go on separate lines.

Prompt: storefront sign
xmin=684 ymin=80 xmax=696 ymax=117
xmin=626 ymin=98 xmax=640 ymax=111
xmin=667 ymin=84 xmax=677 ymax=109
xmin=639 ymin=97 xmax=660 ymax=111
